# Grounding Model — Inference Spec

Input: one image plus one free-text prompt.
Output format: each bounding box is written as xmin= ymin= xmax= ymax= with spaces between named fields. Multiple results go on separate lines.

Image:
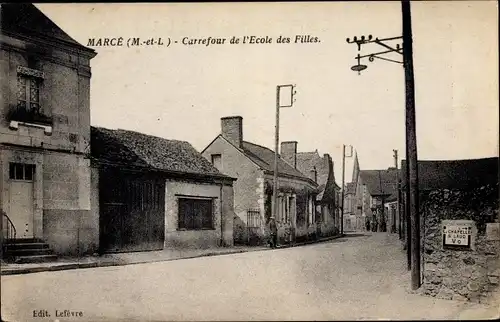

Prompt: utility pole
xmin=272 ymin=86 xmax=280 ymax=221
xmin=272 ymin=85 xmax=296 ymax=223
xmin=405 ymin=139 xmax=411 ymax=271
xmin=393 ymin=149 xmax=401 ymax=238
xmin=345 ymin=0 xmax=420 ymax=291
xmin=341 ymin=145 xmax=346 ymax=235
xmin=402 ymin=0 xmax=420 ymax=290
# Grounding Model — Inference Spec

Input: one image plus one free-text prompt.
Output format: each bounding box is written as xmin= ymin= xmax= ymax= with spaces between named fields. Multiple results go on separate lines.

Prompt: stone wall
xmin=164 ymin=180 xmax=235 ymax=249
xmin=420 ymin=183 xmax=499 ymax=303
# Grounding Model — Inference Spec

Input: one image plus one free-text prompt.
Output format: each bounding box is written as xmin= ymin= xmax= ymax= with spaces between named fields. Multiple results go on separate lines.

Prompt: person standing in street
xmin=269 ymin=217 xmax=278 ymax=248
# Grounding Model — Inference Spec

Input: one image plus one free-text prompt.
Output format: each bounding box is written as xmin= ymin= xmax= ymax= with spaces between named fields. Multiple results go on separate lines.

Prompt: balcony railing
xmin=7 ymin=104 xmax=52 ymax=126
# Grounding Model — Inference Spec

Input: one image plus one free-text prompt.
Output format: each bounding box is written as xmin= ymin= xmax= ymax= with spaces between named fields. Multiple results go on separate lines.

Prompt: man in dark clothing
xmin=269 ymin=218 xmax=278 ymax=248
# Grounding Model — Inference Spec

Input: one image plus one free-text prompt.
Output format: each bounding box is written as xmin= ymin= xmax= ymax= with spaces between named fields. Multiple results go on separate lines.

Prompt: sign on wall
xmin=442 ymin=220 xmax=474 ymax=249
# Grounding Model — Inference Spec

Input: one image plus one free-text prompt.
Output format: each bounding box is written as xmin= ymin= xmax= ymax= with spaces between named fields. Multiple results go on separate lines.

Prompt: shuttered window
xmin=178 ymin=198 xmax=214 ymax=230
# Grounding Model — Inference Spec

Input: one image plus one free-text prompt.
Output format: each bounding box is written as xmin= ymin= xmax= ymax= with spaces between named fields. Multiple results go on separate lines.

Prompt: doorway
xmin=9 ymin=163 xmax=36 ymax=238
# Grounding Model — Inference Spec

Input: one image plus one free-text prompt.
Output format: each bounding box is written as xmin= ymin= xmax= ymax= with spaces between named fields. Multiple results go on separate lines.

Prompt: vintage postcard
xmin=1 ymin=1 xmax=499 ymax=321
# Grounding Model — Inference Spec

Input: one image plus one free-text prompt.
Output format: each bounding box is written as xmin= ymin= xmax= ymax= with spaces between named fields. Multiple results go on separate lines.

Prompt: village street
xmin=1 ymin=233 xmax=497 ymax=322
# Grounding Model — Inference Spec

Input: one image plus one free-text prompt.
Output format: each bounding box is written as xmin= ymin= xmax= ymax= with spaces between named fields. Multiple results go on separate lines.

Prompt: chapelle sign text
xmin=442 ymin=220 xmax=473 ymax=249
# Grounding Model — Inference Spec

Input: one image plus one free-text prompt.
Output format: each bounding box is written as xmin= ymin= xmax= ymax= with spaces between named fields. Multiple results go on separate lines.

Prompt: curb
xmin=274 ymin=234 xmax=345 ymax=249
xmin=1 ymin=234 xmax=345 ymax=276
xmin=0 ymin=249 xmax=251 ymax=276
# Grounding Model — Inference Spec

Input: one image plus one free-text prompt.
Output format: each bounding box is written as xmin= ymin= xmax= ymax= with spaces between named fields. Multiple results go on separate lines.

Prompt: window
xmin=178 ymin=198 xmax=214 ymax=230
xmin=10 ymin=66 xmax=50 ymax=125
xmin=9 ymin=163 xmax=35 ymax=181
xmin=17 ymin=74 xmax=41 ymax=114
xmin=211 ymin=154 xmax=222 ymax=171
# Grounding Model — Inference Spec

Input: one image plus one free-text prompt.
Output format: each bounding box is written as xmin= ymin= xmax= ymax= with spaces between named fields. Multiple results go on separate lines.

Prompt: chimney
xmin=221 ymin=116 xmax=243 ymax=148
xmin=324 ymin=153 xmax=334 ymax=176
xmin=280 ymin=141 xmax=297 ymax=168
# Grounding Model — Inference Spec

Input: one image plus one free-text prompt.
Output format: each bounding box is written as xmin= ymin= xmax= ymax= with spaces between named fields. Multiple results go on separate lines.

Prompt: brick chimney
xmin=281 ymin=141 xmax=297 ymax=168
xmin=221 ymin=116 xmax=243 ymax=148
xmin=324 ymin=153 xmax=333 ymax=174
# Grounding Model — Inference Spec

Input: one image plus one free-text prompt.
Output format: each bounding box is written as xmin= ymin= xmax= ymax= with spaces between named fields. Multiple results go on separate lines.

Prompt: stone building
xmin=0 ymin=4 xmax=236 ymax=263
xmin=202 ymin=116 xmax=319 ymax=245
xmin=343 ymin=182 xmax=358 ymax=232
xmin=401 ymin=157 xmax=499 ymax=303
xmin=383 ymin=193 xmax=399 ymax=234
xmin=90 ymin=127 xmax=236 ymax=252
xmin=351 ymin=157 xmax=399 ymax=233
xmin=0 ymin=4 xmax=97 ymax=258
xmin=295 ymin=149 xmax=341 ymax=237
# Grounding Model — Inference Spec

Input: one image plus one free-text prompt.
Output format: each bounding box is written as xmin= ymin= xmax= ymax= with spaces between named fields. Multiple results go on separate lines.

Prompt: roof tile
xmin=91 ymin=127 xmax=224 ymax=177
xmin=401 ymin=157 xmax=498 ymax=190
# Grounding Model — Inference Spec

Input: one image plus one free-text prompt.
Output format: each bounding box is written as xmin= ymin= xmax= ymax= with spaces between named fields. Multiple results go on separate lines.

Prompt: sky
xmin=36 ymin=1 xmax=499 ymax=184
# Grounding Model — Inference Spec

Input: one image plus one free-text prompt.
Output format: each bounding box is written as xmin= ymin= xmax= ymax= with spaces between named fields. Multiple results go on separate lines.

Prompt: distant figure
xmin=269 ymin=218 xmax=278 ymax=248
xmin=366 ymin=220 xmax=371 ymax=232
xmin=372 ymin=218 xmax=378 ymax=232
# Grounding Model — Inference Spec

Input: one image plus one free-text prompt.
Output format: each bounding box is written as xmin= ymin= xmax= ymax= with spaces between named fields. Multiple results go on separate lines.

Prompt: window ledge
xmin=9 ymin=120 xmax=52 ymax=135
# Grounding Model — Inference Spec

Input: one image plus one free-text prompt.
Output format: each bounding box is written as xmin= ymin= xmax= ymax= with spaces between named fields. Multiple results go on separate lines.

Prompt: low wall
xmin=420 ymin=183 xmax=499 ymax=303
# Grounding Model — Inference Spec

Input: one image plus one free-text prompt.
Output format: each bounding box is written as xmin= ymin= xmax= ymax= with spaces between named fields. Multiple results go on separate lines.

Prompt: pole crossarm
xmin=357 ymin=48 xmax=404 ymax=63
xmin=346 ymin=35 xmax=403 ymax=52
xmin=346 ymin=35 xmax=404 ymax=72
xmin=369 ymin=55 xmax=403 ymax=65
xmin=374 ymin=39 xmax=403 ymax=55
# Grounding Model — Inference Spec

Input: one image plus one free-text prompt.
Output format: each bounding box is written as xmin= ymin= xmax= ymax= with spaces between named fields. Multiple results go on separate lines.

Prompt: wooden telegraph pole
xmin=345 ymin=0 xmax=421 ymax=291
xmin=402 ymin=0 xmax=421 ymax=290
xmin=273 ymin=85 xmax=296 ymax=223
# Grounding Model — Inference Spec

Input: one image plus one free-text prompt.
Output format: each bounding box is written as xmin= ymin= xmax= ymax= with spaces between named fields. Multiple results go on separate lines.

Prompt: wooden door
xmin=10 ymin=181 xmax=34 ymax=238
xmin=99 ymin=170 xmax=165 ymax=253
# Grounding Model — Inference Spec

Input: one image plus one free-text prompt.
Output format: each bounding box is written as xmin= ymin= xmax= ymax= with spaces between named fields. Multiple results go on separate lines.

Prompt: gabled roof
xmin=296 ymin=151 xmax=328 ymax=185
xmin=1 ymin=4 xmax=95 ymax=54
xmin=401 ymin=157 xmax=499 ymax=191
xmin=360 ymin=168 xmax=399 ymax=197
xmin=91 ymin=127 xmax=232 ymax=180
xmin=241 ymin=141 xmax=313 ymax=182
xmin=352 ymin=152 xmax=360 ymax=184
xmin=296 ymin=151 xmax=338 ymax=200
